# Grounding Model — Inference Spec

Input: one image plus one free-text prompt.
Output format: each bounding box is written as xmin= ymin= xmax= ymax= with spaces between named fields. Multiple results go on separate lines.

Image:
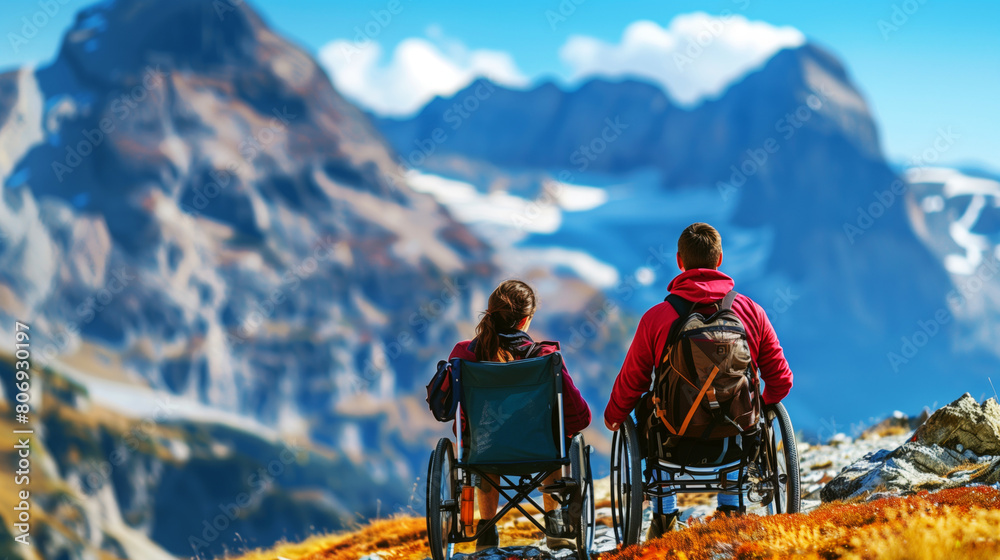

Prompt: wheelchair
xmin=610 ymin=399 xmax=801 ymax=545
xmin=425 ymin=352 xmax=596 ymax=560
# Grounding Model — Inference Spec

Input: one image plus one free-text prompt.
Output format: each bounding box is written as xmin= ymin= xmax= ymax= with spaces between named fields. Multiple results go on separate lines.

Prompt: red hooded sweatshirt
xmin=449 ymin=331 xmax=592 ymax=435
xmin=604 ymin=268 xmax=793 ymax=427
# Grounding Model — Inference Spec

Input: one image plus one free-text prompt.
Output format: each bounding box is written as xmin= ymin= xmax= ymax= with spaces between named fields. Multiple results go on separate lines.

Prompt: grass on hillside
xmin=226 ymin=486 xmax=1000 ymax=560
xmin=0 ymin=402 xmax=125 ymax=560
xmin=608 ymin=485 xmax=1000 ymax=560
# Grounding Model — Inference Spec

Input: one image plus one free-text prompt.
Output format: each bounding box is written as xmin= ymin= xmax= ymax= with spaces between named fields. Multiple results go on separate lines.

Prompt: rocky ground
xmin=821 ymin=393 xmax=1000 ymax=502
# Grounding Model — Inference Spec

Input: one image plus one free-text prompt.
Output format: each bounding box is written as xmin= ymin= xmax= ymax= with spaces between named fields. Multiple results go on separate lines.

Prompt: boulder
xmin=914 ymin=393 xmax=1000 ymax=456
xmin=821 ymin=393 xmax=1000 ymax=502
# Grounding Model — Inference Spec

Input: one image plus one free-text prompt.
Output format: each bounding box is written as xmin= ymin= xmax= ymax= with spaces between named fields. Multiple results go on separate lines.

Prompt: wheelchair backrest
xmin=651 ymin=429 xmax=761 ymax=468
xmin=455 ymin=353 xmax=565 ymax=469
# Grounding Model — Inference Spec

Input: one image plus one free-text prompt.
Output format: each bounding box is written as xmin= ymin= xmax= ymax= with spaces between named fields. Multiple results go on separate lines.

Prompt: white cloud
xmin=319 ymin=35 xmax=528 ymax=116
xmin=559 ymin=13 xmax=805 ymax=106
xmin=318 ymin=14 xmax=803 ymax=115
xmin=551 ymin=182 xmax=608 ymax=212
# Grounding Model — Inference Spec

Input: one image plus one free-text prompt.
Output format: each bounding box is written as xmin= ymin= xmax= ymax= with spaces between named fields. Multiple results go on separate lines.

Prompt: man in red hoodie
xmin=604 ymin=222 xmax=793 ymax=538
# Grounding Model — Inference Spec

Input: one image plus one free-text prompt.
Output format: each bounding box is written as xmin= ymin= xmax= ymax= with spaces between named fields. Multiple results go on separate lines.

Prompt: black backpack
xmin=426 ymin=360 xmax=460 ymax=422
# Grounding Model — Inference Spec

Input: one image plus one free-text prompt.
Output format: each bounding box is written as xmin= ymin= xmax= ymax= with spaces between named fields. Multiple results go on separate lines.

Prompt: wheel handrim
xmin=585 ymin=456 xmax=595 ymax=550
xmin=577 ymin=457 xmax=595 ymax=555
xmin=772 ymin=414 xmax=786 ymax=513
xmin=427 ymin=441 xmax=455 ymax=560
xmin=440 ymin=452 xmax=454 ymax=548
xmin=764 ymin=409 xmax=794 ymax=515
xmin=610 ymin=430 xmax=634 ymax=542
xmin=610 ymin=418 xmax=643 ymax=545
xmin=610 ymin=431 xmax=622 ymax=541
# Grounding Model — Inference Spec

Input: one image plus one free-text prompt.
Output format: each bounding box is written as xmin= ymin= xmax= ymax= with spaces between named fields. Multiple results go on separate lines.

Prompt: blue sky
xmin=3 ymin=0 xmax=998 ymax=170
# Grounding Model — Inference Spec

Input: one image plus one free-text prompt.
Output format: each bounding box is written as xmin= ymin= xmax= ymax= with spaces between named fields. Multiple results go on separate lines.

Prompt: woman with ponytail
xmin=448 ymin=279 xmax=592 ymax=551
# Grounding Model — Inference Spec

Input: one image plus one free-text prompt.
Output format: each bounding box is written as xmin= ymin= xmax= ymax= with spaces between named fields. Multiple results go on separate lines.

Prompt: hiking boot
xmin=475 ymin=519 xmax=499 ymax=551
xmin=646 ymin=511 xmax=680 ymax=541
xmin=544 ymin=510 xmax=577 ymax=551
xmin=716 ymin=504 xmax=746 ymax=517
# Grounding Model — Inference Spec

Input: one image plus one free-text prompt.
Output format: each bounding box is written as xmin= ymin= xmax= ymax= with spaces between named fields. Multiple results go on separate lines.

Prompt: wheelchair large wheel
xmin=610 ymin=416 xmax=643 ymax=546
xmin=427 ymin=438 xmax=457 ymax=560
xmin=764 ymin=403 xmax=801 ymax=514
xmin=570 ymin=435 xmax=595 ymax=560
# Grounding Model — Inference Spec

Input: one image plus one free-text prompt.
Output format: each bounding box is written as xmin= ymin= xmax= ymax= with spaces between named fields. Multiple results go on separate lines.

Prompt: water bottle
xmin=461 ymin=485 xmax=475 ymax=537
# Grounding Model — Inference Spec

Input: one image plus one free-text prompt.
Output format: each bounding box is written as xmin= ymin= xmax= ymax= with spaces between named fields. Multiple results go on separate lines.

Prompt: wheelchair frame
xmin=425 ymin=354 xmax=596 ymax=560
xmin=610 ymin=401 xmax=801 ymax=545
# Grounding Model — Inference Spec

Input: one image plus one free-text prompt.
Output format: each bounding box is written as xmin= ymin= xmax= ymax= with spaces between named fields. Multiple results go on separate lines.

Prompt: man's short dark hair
xmin=678 ymin=223 xmax=722 ymax=270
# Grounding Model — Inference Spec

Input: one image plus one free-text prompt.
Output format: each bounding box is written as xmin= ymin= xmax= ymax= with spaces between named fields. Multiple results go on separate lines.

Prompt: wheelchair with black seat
xmin=609 ymin=400 xmax=801 ymax=545
xmin=425 ymin=352 xmax=596 ymax=560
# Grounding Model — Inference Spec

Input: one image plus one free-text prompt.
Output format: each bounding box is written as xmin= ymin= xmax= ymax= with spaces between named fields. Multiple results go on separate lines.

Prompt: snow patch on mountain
xmin=404 ymin=166 xmax=776 ymax=316
xmin=406 ymin=171 xmax=610 ymax=238
xmin=407 ymin=171 xmax=560 ymax=235
xmin=406 ymin=171 xmax=623 ymax=288
xmin=50 ymin=357 xmax=284 ymax=441
xmin=906 ymin=167 xmax=1000 ymax=275
xmin=515 ymin=247 xmax=621 ymax=288
xmin=905 ymin=167 xmax=1000 ymax=358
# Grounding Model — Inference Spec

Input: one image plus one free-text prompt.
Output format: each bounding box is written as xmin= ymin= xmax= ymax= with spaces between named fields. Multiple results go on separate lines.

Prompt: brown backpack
xmin=648 ymin=290 xmax=759 ymax=440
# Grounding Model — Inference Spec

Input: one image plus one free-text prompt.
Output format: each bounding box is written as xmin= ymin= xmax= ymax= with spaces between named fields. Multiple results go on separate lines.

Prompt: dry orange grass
xmin=608 ymin=486 xmax=1000 ymax=560
xmin=860 ymin=424 xmax=911 ymax=440
xmin=226 ymin=514 xmax=547 ymax=560
xmin=227 ymin=486 xmax=1000 ymax=560
xmin=228 ymin=516 xmax=431 ymax=560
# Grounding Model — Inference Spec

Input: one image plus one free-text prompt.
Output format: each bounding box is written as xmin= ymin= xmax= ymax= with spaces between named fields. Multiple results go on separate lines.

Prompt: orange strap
xmin=677 ymin=366 xmax=720 ymax=436
xmin=652 ymin=395 xmax=678 ymax=435
xmin=706 ymin=386 xmax=719 ymax=409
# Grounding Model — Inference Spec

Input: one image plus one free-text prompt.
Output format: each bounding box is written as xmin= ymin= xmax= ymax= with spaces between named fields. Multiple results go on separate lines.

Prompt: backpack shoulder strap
xmin=664 ymin=293 xmax=694 ymax=347
xmin=719 ymin=290 xmax=738 ymax=311
xmin=657 ymin=293 xmax=695 ymax=368
xmin=664 ymin=293 xmax=689 ymax=314
xmin=526 ymin=340 xmax=562 ymax=359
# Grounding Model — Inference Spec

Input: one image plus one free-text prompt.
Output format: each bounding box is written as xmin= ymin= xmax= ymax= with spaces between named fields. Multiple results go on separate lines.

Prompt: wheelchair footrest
xmin=540 ymin=479 xmax=578 ymax=494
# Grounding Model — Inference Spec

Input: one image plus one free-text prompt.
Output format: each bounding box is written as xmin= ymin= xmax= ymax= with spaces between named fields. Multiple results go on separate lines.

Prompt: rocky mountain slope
xmin=0 ymin=0 xmax=498 ymax=557
xmin=0 ymin=356 xmax=400 ymax=560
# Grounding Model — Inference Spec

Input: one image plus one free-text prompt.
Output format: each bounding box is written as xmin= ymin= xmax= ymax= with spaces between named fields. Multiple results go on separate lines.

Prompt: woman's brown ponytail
xmin=473 ymin=280 xmax=536 ymax=362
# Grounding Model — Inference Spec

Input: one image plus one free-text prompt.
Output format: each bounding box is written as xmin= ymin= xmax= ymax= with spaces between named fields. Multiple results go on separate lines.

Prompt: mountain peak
xmin=375 ymin=40 xmax=877 ymax=182
xmin=59 ymin=0 xmax=269 ymax=85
